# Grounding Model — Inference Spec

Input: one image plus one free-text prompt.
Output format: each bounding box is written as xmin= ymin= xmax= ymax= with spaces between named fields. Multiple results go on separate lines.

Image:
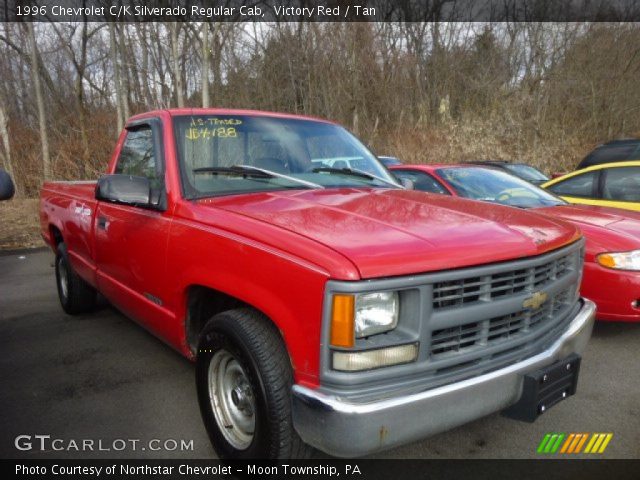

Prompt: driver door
xmin=94 ymin=119 xmax=175 ymax=338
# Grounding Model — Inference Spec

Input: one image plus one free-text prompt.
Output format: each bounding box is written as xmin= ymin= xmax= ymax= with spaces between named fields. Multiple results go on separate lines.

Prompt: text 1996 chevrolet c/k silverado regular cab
xmin=40 ymin=109 xmax=595 ymax=458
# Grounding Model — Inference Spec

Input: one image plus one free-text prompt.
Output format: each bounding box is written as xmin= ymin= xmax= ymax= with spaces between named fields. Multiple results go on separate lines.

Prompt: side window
xmin=393 ymin=170 xmax=449 ymax=195
xmin=602 ymin=167 xmax=640 ymax=202
xmin=114 ymin=125 xmax=165 ymax=206
xmin=547 ymin=171 xmax=597 ymax=198
xmin=115 ymin=127 xmax=158 ymax=180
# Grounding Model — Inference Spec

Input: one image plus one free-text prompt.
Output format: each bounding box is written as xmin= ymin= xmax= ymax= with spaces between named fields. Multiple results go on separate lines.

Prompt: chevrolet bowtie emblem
xmin=523 ymin=291 xmax=548 ymax=310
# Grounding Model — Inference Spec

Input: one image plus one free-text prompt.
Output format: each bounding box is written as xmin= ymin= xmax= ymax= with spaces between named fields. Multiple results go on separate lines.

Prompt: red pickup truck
xmin=40 ymin=109 xmax=595 ymax=459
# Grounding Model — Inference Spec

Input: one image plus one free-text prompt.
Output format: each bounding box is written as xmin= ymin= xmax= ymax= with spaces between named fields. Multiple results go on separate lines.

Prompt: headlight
xmin=329 ymin=291 xmax=399 ymax=347
xmin=596 ymin=250 xmax=640 ymax=270
xmin=355 ymin=291 xmax=399 ymax=338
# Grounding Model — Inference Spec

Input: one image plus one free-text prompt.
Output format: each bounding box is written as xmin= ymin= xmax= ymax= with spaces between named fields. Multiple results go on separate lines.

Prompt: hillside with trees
xmin=1 ymin=22 xmax=639 ymax=246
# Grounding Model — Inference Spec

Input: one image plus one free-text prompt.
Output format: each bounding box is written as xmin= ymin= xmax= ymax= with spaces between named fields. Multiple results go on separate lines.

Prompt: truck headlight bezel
xmin=329 ymin=290 xmax=400 ymax=348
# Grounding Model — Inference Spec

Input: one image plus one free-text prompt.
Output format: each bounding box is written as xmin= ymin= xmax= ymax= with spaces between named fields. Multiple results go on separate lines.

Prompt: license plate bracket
xmin=503 ymin=353 xmax=581 ymax=422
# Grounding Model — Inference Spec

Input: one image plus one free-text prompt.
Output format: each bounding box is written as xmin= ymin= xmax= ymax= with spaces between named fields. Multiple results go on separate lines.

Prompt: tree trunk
xmin=139 ymin=24 xmax=153 ymax=108
xmin=76 ymin=21 xmax=89 ymax=178
xmin=170 ymin=22 xmax=185 ymax=107
xmin=0 ymin=99 xmax=19 ymax=195
xmin=202 ymin=22 xmax=210 ymax=108
xmin=117 ymin=25 xmax=131 ymax=119
xmin=76 ymin=79 xmax=89 ymax=178
xmin=211 ymin=28 xmax=222 ymax=105
xmin=27 ymin=23 xmax=51 ymax=180
xmin=109 ymin=22 xmax=124 ymax=133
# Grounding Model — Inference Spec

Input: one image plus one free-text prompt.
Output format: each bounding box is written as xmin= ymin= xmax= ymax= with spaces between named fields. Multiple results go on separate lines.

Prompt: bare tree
xmin=27 ymin=23 xmax=51 ymax=181
xmin=170 ymin=22 xmax=185 ymax=107
xmin=109 ymin=22 xmax=125 ymax=132
xmin=0 ymin=98 xmax=17 ymax=194
xmin=202 ymin=22 xmax=210 ymax=108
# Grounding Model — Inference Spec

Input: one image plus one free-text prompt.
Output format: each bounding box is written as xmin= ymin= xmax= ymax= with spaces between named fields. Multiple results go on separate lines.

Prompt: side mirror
xmin=0 ymin=169 xmax=15 ymax=201
xmin=96 ymin=174 xmax=151 ymax=207
xmin=399 ymin=177 xmax=414 ymax=190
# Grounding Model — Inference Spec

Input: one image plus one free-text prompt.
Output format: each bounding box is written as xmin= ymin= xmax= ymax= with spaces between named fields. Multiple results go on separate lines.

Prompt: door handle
xmin=97 ymin=216 xmax=108 ymax=230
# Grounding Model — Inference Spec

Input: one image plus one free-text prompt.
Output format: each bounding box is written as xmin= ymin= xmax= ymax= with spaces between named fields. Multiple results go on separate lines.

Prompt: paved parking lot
xmin=1 ymin=249 xmax=638 ymax=459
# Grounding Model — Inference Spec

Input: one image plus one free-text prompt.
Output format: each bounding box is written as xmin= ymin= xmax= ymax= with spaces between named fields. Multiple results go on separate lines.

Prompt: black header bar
xmin=2 ymin=0 xmax=640 ymax=22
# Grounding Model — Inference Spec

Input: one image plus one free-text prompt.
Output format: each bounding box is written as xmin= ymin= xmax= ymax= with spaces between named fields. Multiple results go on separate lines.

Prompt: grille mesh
xmin=433 ymin=250 xmax=576 ymax=310
xmin=430 ymin=286 xmax=574 ymax=359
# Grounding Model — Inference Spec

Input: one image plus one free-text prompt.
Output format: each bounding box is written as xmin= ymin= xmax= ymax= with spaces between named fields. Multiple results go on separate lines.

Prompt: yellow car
xmin=542 ymin=160 xmax=640 ymax=212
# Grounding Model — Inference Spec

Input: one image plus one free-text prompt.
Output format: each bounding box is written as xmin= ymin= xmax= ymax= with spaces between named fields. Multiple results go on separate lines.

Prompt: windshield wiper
xmin=312 ymin=167 xmax=401 ymax=188
xmin=237 ymin=165 xmax=323 ymax=189
xmin=193 ymin=166 xmax=272 ymax=178
xmin=193 ymin=165 xmax=323 ymax=190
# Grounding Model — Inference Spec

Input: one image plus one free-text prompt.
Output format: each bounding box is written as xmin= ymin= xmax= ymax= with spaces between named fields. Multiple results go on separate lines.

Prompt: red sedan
xmin=391 ymin=164 xmax=640 ymax=322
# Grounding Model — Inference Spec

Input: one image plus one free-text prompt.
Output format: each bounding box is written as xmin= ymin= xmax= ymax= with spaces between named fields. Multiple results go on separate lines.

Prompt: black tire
xmin=55 ymin=243 xmax=97 ymax=315
xmin=196 ymin=308 xmax=313 ymax=459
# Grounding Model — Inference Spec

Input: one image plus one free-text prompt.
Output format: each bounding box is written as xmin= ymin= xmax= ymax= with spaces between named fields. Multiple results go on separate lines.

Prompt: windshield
xmin=173 ymin=115 xmax=398 ymax=198
xmin=436 ymin=167 xmax=565 ymax=208
xmin=502 ymin=164 xmax=549 ymax=182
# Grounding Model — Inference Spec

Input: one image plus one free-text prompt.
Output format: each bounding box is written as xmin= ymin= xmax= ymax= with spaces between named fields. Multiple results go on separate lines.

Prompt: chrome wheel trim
xmin=207 ymin=349 xmax=256 ymax=450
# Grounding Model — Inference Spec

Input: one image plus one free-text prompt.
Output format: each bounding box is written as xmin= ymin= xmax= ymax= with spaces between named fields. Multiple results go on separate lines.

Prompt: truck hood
xmin=200 ymin=189 xmax=581 ymax=279
xmin=536 ymin=204 xmax=640 ymax=255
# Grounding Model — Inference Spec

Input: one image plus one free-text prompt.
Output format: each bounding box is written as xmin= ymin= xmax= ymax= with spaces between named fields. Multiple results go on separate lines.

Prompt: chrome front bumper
xmin=292 ymin=299 xmax=596 ymax=457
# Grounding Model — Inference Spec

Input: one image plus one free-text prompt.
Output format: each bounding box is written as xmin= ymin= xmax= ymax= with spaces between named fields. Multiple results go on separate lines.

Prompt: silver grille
xmin=425 ymin=242 xmax=583 ymax=378
xmin=433 ymin=249 xmax=576 ymax=309
xmin=430 ymin=286 xmax=573 ymax=358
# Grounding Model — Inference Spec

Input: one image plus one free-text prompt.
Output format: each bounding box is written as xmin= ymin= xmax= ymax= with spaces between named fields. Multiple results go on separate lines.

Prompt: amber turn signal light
xmin=330 ymin=294 xmax=355 ymax=348
xmin=596 ymin=253 xmax=616 ymax=268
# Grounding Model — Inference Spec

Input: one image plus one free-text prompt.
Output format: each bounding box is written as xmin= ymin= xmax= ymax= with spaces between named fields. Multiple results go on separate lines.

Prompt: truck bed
xmin=40 ymin=180 xmax=99 ymax=286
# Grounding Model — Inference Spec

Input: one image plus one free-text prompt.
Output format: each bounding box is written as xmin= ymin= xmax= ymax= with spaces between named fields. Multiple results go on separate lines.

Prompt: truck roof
xmin=127 ymin=108 xmax=336 ymax=125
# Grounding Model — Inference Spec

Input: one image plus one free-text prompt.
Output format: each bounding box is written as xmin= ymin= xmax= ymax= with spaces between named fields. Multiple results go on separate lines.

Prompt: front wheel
xmin=196 ymin=308 xmax=312 ymax=459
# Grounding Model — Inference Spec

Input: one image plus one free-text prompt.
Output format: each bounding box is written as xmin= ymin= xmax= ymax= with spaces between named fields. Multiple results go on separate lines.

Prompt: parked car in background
xmin=542 ymin=161 xmax=640 ymax=212
xmin=392 ymin=164 xmax=640 ymax=322
xmin=550 ymin=138 xmax=640 ymax=179
xmin=39 ymin=109 xmax=595 ymax=459
xmin=378 ymin=155 xmax=403 ymax=167
xmin=465 ymin=160 xmax=550 ymax=185
xmin=577 ymin=138 xmax=640 ymax=170
xmin=310 ymin=156 xmax=372 ymax=171
xmin=0 ymin=169 xmax=14 ymax=201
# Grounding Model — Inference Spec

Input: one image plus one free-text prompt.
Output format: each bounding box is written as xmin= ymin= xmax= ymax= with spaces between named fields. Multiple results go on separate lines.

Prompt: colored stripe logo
xmin=537 ymin=433 xmax=613 ymax=454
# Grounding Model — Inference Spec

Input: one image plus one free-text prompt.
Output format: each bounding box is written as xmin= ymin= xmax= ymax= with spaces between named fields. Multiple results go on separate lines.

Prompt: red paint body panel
xmin=392 ymin=164 xmax=640 ymax=321
xmin=209 ymin=188 xmax=580 ymax=279
xmin=39 ymin=182 xmax=99 ymax=286
xmin=39 ymin=110 xmax=584 ymax=389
